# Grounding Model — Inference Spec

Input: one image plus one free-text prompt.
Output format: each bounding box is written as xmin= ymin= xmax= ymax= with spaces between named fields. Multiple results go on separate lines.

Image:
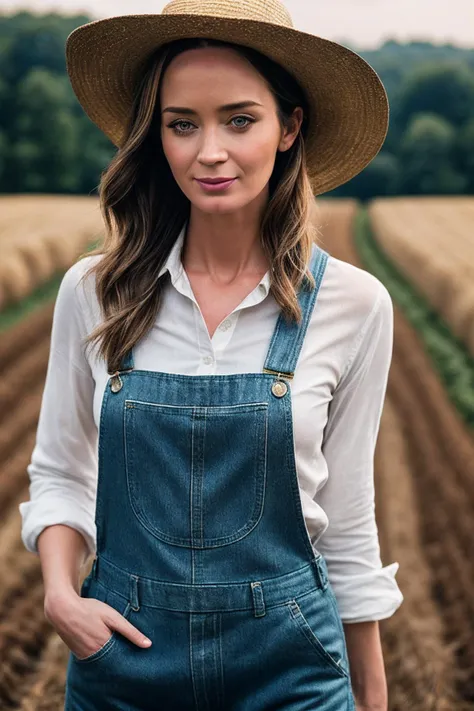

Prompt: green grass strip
xmin=0 ymin=272 xmax=64 ymax=333
xmin=0 ymin=239 xmax=101 ymax=334
xmin=354 ymin=207 xmax=474 ymax=427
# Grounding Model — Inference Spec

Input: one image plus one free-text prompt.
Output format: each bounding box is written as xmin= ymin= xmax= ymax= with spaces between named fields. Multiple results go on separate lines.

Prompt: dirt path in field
xmin=316 ymin=198 xmax=474 ymax=709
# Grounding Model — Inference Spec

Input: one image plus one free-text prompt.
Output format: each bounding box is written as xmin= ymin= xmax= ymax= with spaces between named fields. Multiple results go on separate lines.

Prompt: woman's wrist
xmin=44 ymin=585 xmax=80 ymax=619
xmin=37 ymin=524 xmax=89 ymax=613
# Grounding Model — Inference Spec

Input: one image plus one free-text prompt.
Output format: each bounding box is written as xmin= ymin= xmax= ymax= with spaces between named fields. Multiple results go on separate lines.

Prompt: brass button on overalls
xmin=271 ymin=380 xmax=288 ymax=398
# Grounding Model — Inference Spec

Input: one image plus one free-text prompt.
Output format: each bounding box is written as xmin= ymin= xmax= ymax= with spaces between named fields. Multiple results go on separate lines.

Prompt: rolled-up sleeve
xmin=316 ymin=283 xmax=404 ymax=623
xmin=19 ymin=259 xmax=98 ymax=560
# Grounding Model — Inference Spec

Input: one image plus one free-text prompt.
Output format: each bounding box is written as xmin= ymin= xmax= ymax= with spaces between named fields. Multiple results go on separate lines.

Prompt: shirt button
xmin=259 ymin=284 xmax=266 ymax=293
xmin=219 ymin=319 xmax=232 ymax=331
xmin=202 ymin=355 xmax=214 ymax=365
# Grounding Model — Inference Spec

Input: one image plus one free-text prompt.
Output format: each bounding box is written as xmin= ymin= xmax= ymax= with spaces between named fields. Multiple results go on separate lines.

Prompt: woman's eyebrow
xmin=162 ymin=100 xmax=263 ymax=115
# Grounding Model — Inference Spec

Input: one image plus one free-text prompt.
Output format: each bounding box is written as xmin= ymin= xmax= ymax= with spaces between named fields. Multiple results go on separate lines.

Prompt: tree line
xmin=0 ymin=12 xmax=473 ymax=199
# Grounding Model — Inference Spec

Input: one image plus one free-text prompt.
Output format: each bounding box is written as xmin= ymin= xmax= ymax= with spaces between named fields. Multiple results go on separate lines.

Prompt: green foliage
xmin=329 ymin=43 xmax=474 ymax=199
xmin=12 ymin=68 xmax=81 ymax=191
xmin=0 ymin=10 xmax=115 ymax=195
xmin=454 ymin=119 xmax=474 ymax=191
xmin=392 ymin=61 xmax=474 ymax=130
xmin=398 ymin=113 xmax=467 ymax=194
xmin=354 ymin=207 xmax=474 ymax=426
xmin=332 ymin=152 xmax=400 ymax=199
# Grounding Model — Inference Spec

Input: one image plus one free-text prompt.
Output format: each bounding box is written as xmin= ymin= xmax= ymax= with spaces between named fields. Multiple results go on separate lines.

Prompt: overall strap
xmin=108 ymin=346 xmax=134 ymax=393
xmin=117 ymin=345 xmax=134 ymax=372
xmin=263 ymin=244 xmax=329 ymax=380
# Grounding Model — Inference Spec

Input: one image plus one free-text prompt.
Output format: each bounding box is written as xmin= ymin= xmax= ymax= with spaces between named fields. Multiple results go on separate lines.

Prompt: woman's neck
xmin=182 ymin=204 xmax=270 ymax=280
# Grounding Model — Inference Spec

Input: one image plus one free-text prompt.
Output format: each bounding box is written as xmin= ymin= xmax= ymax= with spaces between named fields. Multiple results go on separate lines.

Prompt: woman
xmin=19 ymin=1 xmax=404 ymax=709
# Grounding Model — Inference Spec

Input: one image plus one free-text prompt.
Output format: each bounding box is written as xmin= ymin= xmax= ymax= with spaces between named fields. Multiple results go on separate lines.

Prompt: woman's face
xmin=160 ymin=46 xmax=303 ymax=214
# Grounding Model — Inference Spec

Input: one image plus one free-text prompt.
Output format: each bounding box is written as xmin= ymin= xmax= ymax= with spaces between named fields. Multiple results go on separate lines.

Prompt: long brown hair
xmin=79 ymin=37 xmax=320 ymax=374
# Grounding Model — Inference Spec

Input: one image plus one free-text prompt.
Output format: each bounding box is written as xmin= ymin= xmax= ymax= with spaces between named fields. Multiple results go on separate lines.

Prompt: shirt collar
xmin=158 ymin=223 xmax=271 ymax=297
xmin=157 ymin=223 xmax=186 ymax=284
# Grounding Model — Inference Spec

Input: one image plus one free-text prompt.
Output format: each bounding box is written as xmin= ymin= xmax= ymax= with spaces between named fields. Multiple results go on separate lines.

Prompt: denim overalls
xmin=65 ymin=243 xmax=356 ymax=711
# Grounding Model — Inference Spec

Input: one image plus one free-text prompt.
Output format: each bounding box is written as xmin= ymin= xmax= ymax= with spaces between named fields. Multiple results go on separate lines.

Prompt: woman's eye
xmin=231 ymin=116 xmax=254 ymax=129
xmin=168 ymin=115 xmax=255 ymax=135
xmin=170 ymin=120 xmax=194 ymax=134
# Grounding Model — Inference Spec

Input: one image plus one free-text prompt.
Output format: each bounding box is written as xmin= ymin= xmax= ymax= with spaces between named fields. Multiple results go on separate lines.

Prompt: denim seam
xmin=201 ymin=615 xmax=210 ymax=710
xmin=218 ymin=613 xmax=225 ymax=709
xmin=189 ymin=615 xmax=200 ymax=710
xmin=287 ymin=599 xmax=349 ymax=679
xmin=125 ymin=400 xmax=268 ymax=412
xmin=283 ymin=396 xmax=317 ymax=560
xmin=95 ymin=379 xmax=111 ymax=549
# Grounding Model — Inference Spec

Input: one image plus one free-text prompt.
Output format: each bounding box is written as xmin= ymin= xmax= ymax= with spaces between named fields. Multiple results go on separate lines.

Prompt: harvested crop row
xmin=0 ymin=431 xmax=37 ymax=517
xmin=0 ymin=195 xmax=103 ymax=308
xmin=0 ymin=383 xmax=46 ymax=466
xmin=0 ymin=300 xmax=67 ymax=706
xmin=375 ymin=400 xmax=461 ymax=711
xmin=17 ymin=632 xmax=70 ymax=711
xmin=314 ymin=198 xmax=473 ymax=709
xmin=0 ymin=490 xmax=39 ymax=591
xmin=0 ymin=339 xmax=50 ymax=424
xmin=0 ymin=301 xmax=54 ymax=370
xmin=368 ymin=197 xmax=474 ymax=356
xmin=0 ymin=575 xmax=50 ymax=709
xmin=388 ymin=315 xmax=474 ymax=702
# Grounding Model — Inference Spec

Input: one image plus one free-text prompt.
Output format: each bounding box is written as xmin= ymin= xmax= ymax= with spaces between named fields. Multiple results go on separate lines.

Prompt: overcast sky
xmin=1 ymin=0 xmax=473 ymax=49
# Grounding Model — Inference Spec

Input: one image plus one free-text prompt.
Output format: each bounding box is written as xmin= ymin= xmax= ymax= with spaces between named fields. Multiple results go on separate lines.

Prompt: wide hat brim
xmin=65 ymin=13 xmax=389 ymax=196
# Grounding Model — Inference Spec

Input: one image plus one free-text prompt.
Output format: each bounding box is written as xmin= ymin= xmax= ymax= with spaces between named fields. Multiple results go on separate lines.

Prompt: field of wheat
xmin=0 ymin=195 xmax=104 ymax=309
xmin=368 ymin=196 xmax=474 ymax=356
xmin=1 ymin=196 xmax=474 ymax=709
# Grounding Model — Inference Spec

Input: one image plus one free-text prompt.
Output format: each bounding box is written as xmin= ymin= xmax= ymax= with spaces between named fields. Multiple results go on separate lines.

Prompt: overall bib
xmin=65 ymin=243 xmax=356 ymax=711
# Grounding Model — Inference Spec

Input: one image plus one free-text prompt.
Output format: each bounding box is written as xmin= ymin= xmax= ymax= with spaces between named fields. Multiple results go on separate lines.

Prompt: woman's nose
xmin=197 ymin=127 xmax=228 ymax=164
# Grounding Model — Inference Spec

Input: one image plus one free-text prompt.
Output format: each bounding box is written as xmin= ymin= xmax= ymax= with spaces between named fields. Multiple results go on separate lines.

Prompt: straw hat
xmin=65 ymin=0 xmax=389 ymax=195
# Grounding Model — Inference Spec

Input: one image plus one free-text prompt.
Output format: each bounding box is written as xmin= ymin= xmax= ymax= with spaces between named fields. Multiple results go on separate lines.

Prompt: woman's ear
xmin=278 ymin=107 xmax=304 ymax=152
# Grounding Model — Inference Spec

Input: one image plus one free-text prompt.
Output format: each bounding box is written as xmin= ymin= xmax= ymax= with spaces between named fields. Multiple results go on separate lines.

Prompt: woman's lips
xmin=195 ymin=178 xmax=237 ymax=192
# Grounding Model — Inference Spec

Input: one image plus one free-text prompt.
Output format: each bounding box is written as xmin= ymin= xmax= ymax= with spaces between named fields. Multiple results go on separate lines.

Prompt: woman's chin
xmin=191 ymin=195 xmax=245 ymax=214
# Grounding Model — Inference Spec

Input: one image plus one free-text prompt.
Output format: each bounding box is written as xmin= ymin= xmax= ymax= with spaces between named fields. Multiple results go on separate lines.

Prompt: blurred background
xmin=0 ymin=1 xmax=473 ymax=709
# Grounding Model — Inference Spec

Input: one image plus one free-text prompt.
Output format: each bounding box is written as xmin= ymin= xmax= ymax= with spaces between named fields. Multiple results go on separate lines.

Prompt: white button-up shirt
xmin=19 ymin=225 xmax=404 ymax=623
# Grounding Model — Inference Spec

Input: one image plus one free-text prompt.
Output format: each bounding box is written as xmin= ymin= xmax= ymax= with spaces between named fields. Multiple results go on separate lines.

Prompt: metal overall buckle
xmin=108 ymin=368 xmax=134 ymax=393
xmin=262 ymin=368 xmax=294 ymax=398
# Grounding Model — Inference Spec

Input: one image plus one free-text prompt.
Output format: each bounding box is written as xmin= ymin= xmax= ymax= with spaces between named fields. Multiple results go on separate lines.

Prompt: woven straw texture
xmin=65 ymin=0 xmax=389 ymax=195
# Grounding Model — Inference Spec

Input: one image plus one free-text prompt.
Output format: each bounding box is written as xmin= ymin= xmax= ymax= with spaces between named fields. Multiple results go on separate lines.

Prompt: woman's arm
xmin=19 ymin=259 xmax=99 ymax=603
xmin=343 ymin=621 xmax=387 ymax=710
xmin=315 ymin=281 xmax=403 ymax=709
xmin=39 ymin=524 xmax=89 ymax=609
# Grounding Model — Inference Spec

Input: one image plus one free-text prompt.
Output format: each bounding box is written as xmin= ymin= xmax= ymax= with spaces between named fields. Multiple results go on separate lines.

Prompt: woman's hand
xmin=44 ymin=589 xmax=152 ymax=660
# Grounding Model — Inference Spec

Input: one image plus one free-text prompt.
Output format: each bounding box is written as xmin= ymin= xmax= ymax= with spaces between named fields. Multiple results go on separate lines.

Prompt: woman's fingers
xmin=45 ymin=594 xmax=152 ymax=659
xmin=106 ymin=607 xmax=152 ymax=649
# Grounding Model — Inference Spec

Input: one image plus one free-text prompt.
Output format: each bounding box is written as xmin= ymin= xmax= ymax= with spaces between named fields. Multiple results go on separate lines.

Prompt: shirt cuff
xmin=18 ymin=496 xmax=97 ymax=559
xmin=329 ymin=562 xmax=404 ymax=623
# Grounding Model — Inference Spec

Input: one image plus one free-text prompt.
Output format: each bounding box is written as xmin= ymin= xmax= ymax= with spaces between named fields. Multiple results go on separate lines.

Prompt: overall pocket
xmin=286 ymin=587 xmax=350 ymax=679
xmin=72 ymin=578 xmax=133 ymax=665
xmin=124 ymin=400 xmax=268 ymax=547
